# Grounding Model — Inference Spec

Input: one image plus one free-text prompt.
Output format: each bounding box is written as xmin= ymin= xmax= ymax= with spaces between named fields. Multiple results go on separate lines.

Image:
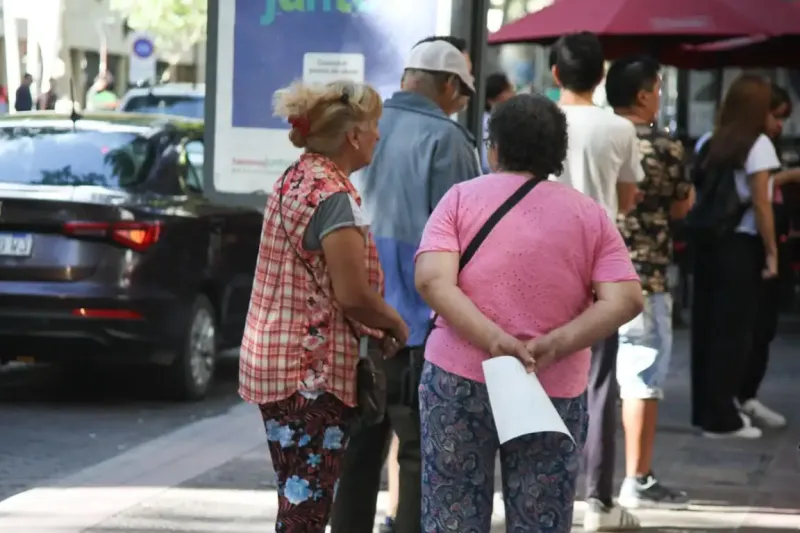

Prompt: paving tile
xmin=22 ymin=331 xmax=800 ymax=532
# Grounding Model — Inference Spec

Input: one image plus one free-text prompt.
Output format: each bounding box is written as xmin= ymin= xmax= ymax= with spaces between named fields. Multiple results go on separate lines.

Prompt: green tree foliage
xmin=110 ymin=0 xmax=207 ymax=66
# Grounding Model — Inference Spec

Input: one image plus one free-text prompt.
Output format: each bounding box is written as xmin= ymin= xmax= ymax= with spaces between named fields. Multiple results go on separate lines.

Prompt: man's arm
xmin=616 ymin=124 xmax=645 ymax=215
xmin=773 ymin=168 xmax=800 ymax=186
xmin=671 ymin=187 xmax=695 ymax=220
xmin=428 ymin=128 xmax=481 ymax=212
xmin=665 ymin=138 xmax=695 ymax=220
xmin=616 ymin=182 xmax=639 ymax=215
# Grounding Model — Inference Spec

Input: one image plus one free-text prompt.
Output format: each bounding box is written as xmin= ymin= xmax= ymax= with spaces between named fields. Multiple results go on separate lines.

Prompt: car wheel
xmin=166 ymin=294 xmax=218 ymax=401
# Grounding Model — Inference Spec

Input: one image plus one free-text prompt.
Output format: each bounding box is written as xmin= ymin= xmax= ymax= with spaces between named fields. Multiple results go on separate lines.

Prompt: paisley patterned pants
xmin=259 ymin=393 xmax=353 ymax=533
xmin=419 ymin=362 xmax=588 ymax=533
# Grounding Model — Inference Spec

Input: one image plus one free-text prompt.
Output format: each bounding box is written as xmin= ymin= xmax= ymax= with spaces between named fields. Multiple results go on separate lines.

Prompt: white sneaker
xmin=738 ymin=398 xmax=787 ymax=428
xmin=703 ymin=413 xmax=762 ymax=439
xmin=583 ymin=499 xmax=641 ymax=531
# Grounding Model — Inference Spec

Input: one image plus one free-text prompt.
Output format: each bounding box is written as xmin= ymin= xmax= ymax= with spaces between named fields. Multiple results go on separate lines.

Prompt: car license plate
xmin=0 ymin=233 xmax=33 ymax=257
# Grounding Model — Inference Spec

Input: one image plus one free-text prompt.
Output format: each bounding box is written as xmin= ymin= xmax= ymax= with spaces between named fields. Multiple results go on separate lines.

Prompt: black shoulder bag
xmin=686 ymin=140 xmax=750 ymax=237
xmin=403 ymin=177 xmax=544 ymax=408
xmin=277 ymin=165 xmax=386 ymax=427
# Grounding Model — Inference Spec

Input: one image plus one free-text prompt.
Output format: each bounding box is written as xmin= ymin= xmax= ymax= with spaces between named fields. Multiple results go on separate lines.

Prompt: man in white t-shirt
xmin=550 ymin=32 xmax=644 ymax=532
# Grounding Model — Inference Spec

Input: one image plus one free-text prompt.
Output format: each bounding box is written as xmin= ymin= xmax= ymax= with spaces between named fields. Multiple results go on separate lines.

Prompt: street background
xmin=0 ymin=351 xmax=241 ymax=503
xmin=1 ymin=0 xmax=800 ymax=531
xmin=1 ymin=331 xmax=798 ymax=532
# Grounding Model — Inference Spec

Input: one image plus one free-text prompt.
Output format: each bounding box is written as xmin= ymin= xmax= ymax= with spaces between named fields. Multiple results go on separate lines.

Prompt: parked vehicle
xmin=0 ymin=112 xmax=261 ymax=400
xmin=119 ymin=83 xmax=205 ymax=119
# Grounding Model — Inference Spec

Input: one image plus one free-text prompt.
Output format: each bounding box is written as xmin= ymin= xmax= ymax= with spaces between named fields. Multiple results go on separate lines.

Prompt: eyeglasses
xmin=451 ymin=76 xmax=473 ymax=98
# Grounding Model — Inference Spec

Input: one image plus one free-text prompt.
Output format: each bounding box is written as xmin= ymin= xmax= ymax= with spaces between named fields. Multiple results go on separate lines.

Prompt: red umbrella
xmin=489 ymin=0 xmax=800 ymax=55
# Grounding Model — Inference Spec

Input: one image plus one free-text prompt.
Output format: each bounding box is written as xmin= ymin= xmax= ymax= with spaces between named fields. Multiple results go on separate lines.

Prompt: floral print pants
xmin=419 ymin=361 xmax=588 ymax=533
xmin=259 ymin=392 xmax=353 ymax=533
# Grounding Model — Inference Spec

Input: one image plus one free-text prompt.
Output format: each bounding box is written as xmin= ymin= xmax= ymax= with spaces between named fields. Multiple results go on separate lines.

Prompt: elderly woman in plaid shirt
xmin=239 ymin=80 xmax=409 ymax=533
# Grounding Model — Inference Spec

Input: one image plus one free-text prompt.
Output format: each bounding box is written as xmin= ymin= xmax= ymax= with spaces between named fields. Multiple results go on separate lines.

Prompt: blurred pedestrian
xmin=605 ymin=55 xmax=694 ymax=509
xmin=330 ymin=37 xmax=479 ymax=533
xmin=0 ymin=86 xmax=9 ymax=114
xmin=481 ymin=73 xmax=515 ymax=173
xmin=690 ymin=75 xmax=780 ymax=439
xmin=415 ymin=92 xmax=644 ymax=532
xmin=411 ymin=35 xmax=480 ymax=167
xmin=86 ymin=72 xmax=118 ymax=111
xmin=15 ymin=73 xmax=33 ymax=112
xmin=238 ymin=80 xmax=408 ymax=533
xmin=550 ymin=32 xmax=644 ymax=531
xmin=37 ymin=78 xmax=58 ymax=110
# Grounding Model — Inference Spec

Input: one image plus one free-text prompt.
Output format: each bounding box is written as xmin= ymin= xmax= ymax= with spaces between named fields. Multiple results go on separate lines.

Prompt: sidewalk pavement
xmin=0 ymin=330 xmax=798 ymax=532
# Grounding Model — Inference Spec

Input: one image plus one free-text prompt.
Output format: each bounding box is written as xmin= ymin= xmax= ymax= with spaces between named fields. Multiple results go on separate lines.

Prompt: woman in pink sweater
xmin=414 ymin=93 xmax=643 ymax=532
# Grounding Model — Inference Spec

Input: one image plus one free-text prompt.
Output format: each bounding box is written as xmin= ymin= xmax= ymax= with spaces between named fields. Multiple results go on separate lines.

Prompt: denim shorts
xmin=616 ymin=292 xmax=673 ymax=400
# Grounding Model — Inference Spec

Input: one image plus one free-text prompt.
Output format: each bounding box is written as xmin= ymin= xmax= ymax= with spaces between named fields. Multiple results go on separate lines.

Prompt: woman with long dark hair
xmin=690 ymin=75 xmax=782 ymax=439
xmin=738 ymin=85 xmax=800 ymax=429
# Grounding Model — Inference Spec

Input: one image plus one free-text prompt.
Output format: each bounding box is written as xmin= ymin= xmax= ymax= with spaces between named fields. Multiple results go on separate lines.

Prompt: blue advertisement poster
xmin=232 ymin=0 xmax=439 ymax=131
xmin=212 ymin=0 xmax=444 ymax=195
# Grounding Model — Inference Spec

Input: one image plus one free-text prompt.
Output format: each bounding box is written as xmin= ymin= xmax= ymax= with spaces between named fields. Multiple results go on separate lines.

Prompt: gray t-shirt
xmin=302 ymin=192 xmax=367 ymax=251
xmin=301 ymin=191 xmax=379 ymax=351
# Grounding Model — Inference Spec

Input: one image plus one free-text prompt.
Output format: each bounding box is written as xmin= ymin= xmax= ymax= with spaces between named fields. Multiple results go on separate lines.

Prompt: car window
xmin=0 ymin=127 xmax=152 ymax=188
xmin=122 ymin=94 xmax=205 ymax=119
xmin=184 ymin=140 xmax=204 ymax=192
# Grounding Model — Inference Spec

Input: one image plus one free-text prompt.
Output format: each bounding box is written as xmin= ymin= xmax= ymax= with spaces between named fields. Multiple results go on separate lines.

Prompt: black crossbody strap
xmin=425 ymin=177 xmax=543 ymax=337
xmin=458 ymin=177 xmax=542 ymax=272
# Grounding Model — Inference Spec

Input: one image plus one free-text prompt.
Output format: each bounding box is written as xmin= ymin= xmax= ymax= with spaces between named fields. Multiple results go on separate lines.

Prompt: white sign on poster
xmin=129 ymin=32 xmax=157 ymax=84
xmin=302 ymin=53 xmax=365 ymax=85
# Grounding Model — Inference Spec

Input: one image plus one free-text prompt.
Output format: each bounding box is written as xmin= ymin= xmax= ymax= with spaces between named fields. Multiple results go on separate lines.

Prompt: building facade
xmin=0 ymin=0 xmax=205 ymax=107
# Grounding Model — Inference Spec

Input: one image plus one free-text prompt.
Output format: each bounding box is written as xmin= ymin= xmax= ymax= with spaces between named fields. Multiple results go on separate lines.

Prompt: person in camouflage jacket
xmin=606 ymin=55 xmax=694 ymax=511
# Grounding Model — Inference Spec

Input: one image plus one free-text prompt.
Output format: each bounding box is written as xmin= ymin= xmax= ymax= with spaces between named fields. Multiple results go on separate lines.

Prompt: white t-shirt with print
xmin=695 ymin=133 xmax=780 ymax=235
xmin=554 ymin=105 xmax=645 ymax=219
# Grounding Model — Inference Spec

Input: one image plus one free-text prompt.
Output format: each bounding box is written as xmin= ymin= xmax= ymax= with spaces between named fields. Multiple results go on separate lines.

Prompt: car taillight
xmin=71 ymin=308 xmax=143 ymax=319
xmin=63 ymin=221 xmax=162 ymax=252
xmin=111 ymin=222 xmax=162 ymax=251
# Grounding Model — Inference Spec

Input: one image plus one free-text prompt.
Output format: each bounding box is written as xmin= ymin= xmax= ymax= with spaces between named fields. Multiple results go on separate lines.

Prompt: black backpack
xmin=686 ymin=140 xmax=749 ymax=236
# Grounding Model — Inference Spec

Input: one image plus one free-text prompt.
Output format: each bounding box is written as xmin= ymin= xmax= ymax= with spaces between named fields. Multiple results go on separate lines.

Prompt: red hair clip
xmin=288 ymin=115 xmax=311 ymax=136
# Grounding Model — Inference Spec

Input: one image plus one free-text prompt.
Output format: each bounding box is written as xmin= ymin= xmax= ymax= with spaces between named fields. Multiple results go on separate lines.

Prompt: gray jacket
xmin=357 ymin=90 xmax=480 ymax=346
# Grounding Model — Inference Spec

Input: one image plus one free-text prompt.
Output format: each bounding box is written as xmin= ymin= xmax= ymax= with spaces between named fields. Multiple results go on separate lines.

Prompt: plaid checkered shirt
xmin=239 ymin=153 xmax=384 ymax=407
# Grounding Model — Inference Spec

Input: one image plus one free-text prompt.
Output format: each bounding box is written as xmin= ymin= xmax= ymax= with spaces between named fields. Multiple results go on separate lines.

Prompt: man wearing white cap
xmin=330 ymin=37 xmax=480 ymax=533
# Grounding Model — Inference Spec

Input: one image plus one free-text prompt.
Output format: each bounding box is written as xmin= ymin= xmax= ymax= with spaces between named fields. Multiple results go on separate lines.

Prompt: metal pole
xmin=675 ymin=69 xmax=689 ymax=142
xmin=96 ymin=21 xmax=108 ymax=73
xmin=202 ymin=0 xmax=219 ymax=195
xmin=4 ymin=0 xmax=21 ymax=113
xmin=450 ymin=0 xmax=490 ymax=144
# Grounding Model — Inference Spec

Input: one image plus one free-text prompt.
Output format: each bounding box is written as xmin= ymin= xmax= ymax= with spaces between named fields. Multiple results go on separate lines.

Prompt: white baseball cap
xmin=405 ymin=40 xmax=475 ymax=95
